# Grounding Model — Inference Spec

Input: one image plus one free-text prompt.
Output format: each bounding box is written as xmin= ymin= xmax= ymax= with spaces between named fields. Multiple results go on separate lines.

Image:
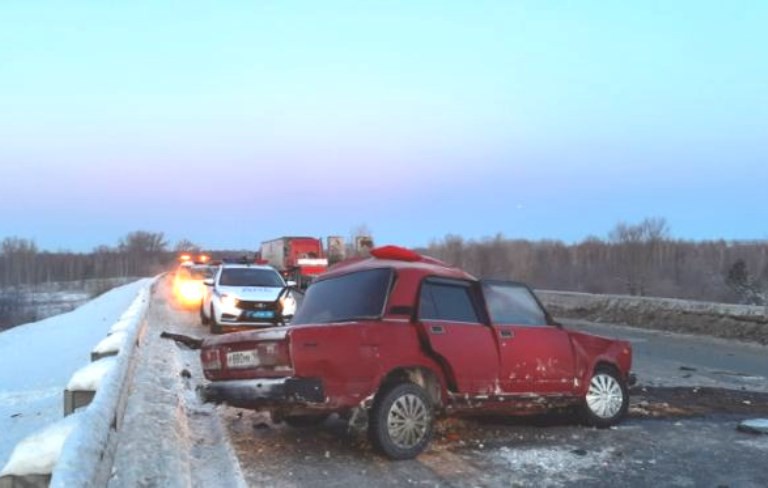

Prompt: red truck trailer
xmin=260 ymin=236 xmax=328 ymax=288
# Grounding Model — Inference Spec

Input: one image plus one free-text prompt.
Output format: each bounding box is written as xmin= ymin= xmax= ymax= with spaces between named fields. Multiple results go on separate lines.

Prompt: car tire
xmin=582 ymin=366 xmax=629 ymax=428
xmin=210 ymin=305 xmax=222 ymax=334
xmin=369 ymin=382 xmax=433 ymax=460
xmin=200 ymin=304 xmax=210 ymax=325
xmin=283 ymin=414 xmax=329 ymax=428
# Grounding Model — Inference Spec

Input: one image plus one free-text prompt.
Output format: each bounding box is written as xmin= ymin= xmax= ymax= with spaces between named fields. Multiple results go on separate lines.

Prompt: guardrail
xmin=0 ymin=278 xmax=158 ymax=488
xmin=537 ymin=290 xmax=768 ymax=344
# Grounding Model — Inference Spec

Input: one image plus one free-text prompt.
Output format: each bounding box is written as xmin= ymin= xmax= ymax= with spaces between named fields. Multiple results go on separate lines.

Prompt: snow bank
xmin=91 ymin=330 xmax=127 ymax=357
xmin=108 ymin=317 xmax=133 ymax=335
xmin=0 ymin=413 xmax=82 ymax=477
xmin=0 ymin=279 xmax=151 ymax=469
xmin=538 ymin=290 xmax=768 ymax=344
xmin=66 ymin=357 xmax=117 ymax=391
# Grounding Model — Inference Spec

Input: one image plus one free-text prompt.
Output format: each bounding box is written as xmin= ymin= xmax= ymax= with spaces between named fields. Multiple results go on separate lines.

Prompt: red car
xmin=200 ymin=246 xmax=633 ymax=459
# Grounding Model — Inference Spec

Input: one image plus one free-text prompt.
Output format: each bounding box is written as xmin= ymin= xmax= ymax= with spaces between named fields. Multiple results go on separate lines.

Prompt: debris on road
xmin=629 ymin=386 xmax=768 ymax=418
xmin=159 ymin=331 xmax=203 ymax=350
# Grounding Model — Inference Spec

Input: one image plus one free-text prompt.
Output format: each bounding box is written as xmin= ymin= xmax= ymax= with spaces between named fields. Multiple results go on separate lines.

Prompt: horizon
xmin=2 ymin=1 xmax=767 ymax=252
xmin=4 ymin=224 xmax=768 ymax=255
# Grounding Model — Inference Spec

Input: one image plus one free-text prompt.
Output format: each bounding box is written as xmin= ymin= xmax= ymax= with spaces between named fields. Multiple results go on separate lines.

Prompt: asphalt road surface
xmin=125 ymin=277 xmax=768 ymax=488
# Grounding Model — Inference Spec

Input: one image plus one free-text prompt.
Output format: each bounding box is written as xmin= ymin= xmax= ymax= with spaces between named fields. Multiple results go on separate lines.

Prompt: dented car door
xmin=482 ymin=281 xmax=576 ymax=394
xmin=416 ymin=277 xmax=500 ymax=394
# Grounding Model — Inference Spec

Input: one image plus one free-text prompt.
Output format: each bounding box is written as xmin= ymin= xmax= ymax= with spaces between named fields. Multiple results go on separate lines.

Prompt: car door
xmin=482 ymin=280 xmax=576 ymax=394
xmin=417 ymin=277 xmax=500 ymax=394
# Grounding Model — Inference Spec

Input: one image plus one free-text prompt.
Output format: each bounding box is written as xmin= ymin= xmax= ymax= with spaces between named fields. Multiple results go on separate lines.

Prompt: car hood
xmin=217 ymin=285 xmax=284 ymax=302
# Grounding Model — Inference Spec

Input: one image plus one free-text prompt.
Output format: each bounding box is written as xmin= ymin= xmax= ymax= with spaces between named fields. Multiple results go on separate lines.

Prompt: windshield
xmin=291 ymin=268 xmax=392 ymax=324
xmin=218 ymin=268 xmax=285 ymax=287
xmin=189 ymin=266 xmax=213 ymax=280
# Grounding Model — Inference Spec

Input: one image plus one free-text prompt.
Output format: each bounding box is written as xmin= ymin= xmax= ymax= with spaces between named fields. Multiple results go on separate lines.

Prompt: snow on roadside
xmin=0 ymin=412 xmax=83 ymax=476
xmin=0 ymin=279 xmax=151 ymax=469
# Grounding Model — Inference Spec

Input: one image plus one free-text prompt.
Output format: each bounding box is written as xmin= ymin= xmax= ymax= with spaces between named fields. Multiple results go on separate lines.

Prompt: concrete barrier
xmin=49 ymin=282 xmax=153 ymax=488
xmin=90 ymin=330 xmax=128 ymax=361
xmin=537 ymin=290 xmax=768 ymax=344
xmin=49 ymin=278 xmax=158 ymax=487
xmin=63 ymin=357 xmax=117 ymax=415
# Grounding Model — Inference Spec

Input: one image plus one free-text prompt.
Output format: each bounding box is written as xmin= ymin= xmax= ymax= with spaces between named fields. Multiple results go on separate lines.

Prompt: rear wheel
xmin=582 ymin=366 xmax=628 ymax=428
xmin=369 ymin=382 xmax=433 ymax=460
xmin=209 ymin=305 xmax=222 ymax=334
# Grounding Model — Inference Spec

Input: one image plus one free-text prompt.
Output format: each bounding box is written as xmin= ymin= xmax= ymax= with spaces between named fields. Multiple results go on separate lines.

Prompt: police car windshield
xmin=219 ymin=268 xmax=284 ymax=287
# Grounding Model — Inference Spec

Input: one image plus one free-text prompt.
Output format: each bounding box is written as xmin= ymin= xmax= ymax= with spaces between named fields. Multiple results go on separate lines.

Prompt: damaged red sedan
xmin=200 ymin=245 xmax=634 ymax=459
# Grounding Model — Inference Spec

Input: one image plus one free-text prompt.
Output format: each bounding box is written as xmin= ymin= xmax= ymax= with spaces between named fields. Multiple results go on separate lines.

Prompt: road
xmin=111 ymin=277 xmax=768 ymax=487
xmin=564 ymin=319 xmax=768 ymax=393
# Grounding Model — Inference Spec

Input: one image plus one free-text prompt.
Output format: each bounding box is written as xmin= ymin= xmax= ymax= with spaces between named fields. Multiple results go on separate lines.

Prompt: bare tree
xmin=609 ymin=217 xmax=669 ymax=295
xmin=174 ymin=239 xmax=200 ymax=253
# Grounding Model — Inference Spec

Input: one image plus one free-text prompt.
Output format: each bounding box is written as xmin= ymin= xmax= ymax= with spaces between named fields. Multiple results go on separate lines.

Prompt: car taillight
xmin=201 ymin=348 xmax=221 ymax=370
xmin=258 ymin=341 xmax=290 ymax=367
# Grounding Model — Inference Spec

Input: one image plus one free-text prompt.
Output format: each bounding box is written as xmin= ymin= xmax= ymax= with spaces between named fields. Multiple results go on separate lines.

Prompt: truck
xmin=260 ymin=237 xmax=329 ymax=289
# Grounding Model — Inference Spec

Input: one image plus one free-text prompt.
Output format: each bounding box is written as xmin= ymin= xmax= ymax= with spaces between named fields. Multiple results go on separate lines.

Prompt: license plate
xmin=245 ymin=310 xmax=274 ymax=319
xmin=226 ymin=350 xmax=260 ymax=369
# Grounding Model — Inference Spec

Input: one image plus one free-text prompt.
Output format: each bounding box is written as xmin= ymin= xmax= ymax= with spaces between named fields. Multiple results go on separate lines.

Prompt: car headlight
xmin=280 ymin=294 xmax=297 ymax=316
xmin=220 ymin=294 xmax=239 ymax=310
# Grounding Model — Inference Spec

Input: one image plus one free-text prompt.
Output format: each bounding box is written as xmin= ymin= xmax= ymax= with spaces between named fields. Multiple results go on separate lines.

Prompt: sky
xmin=1 ymin=1 xmax=766 ymax=252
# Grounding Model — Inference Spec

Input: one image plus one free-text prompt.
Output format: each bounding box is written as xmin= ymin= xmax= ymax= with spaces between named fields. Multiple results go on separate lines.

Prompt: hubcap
xmin=586 ymin=373 xmax=624 ymax=419
xmin=387 ymin=393 xmax=429 ymax=448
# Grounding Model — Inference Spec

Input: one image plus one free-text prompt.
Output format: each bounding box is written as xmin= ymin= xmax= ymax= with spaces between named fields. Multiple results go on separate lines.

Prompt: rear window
xmin=219 ymin=268 xmax=284 ymax=287
xmin=291 ymin=268 xmax=392 ymax=324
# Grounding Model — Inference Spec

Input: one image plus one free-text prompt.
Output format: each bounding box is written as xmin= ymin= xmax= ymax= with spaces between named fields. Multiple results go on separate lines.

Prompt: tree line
xmin=2 ymin=219 xmax=767 ymax=306
xmin=0 ymin=231 xmax=175 ymax=288
xmin=422 ymin=218 xmax=768 ymax=306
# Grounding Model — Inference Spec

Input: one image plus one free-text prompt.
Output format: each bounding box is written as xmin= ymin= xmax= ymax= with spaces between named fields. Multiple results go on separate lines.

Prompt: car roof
xmin=219 ymin=263 xmax=276 ymax=271
xmin=322 ymin=246 xmax=475 ymax=282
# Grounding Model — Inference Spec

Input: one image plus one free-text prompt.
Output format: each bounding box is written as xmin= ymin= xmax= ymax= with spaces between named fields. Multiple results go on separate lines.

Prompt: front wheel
xmin=369 ymin=383 xmax=433 ymax=460
xmin=582 ymin=367 xmax=629 ymax=428
xmin=200 ymin=303 xmax=210 ymax=325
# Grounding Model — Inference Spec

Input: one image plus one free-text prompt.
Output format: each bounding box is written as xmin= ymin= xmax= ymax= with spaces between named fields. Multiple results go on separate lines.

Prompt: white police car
xmin=200 ymin=263 xmax=297 ymax=333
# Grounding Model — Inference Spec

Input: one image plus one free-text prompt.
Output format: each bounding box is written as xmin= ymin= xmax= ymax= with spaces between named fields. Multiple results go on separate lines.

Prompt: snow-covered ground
xmin=0 ymin=279 xmax=150 ymax=469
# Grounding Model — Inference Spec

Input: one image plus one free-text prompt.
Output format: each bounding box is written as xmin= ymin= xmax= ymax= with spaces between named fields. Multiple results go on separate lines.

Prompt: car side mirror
xmin=286 ymin=280 xmax=297 ymax=288
xmin=203 ymin=279 xmax=214 ymax=286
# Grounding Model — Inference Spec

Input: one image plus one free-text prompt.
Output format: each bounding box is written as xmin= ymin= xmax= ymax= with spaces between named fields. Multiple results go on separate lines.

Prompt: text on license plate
xmin=245 ymin=310 xmax=274 ymax=319
xmin=226 ymin=350 xmax=260 ymax=369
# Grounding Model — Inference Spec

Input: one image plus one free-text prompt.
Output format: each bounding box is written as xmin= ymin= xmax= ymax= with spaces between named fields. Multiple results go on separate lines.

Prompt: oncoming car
xmin=173 ymin=263 xmax=215 ymax=308
xmin=200 ymin=263 xmax=297 ymax=333
xmin=200 ymin=245 xmax=634 ymax=459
